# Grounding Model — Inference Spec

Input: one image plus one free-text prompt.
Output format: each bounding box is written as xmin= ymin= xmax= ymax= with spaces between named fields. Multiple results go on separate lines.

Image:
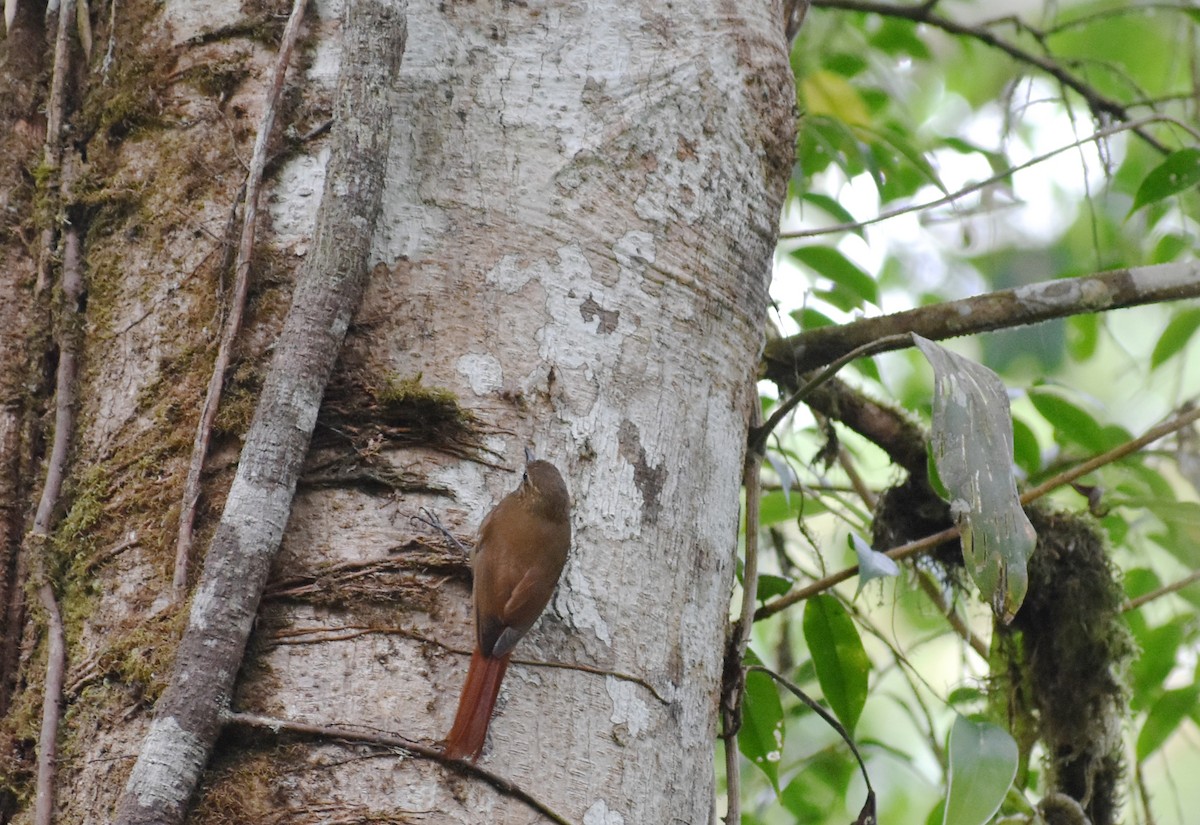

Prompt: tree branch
xmin=173 ymin=0 xmax=310 ymax=600
xmin=1123 ymin=569 xmax=1200 ymax=613
xmin=113 ymin=3 xmax=406 ymax=822
xmin=764 ymin=262 xmax=1200 ymax=380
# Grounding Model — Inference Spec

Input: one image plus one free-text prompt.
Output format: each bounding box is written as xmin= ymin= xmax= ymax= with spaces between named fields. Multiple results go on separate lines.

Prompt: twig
xmin=751 ymin=334 xmax=912 ymax=452
xmin=1122 ymin=569 xmax=1200 ymax=613
xmin=411 ymin=507 xmax=471 ymax=556
xmin=809 ymin=0 xmax=1170 ymax=153
xmin=267 ymin=623 xmax=670 ymax=703
xmin=30 ymin=219 xmax=86 ymax=825
xmin=723 ymin=402 xmax=764 ymax=825
xmin=18 ymin=8 xmax=81 ymax=806
xmin=781 ymin=115 xmax=1195 ymax=240
xmin=755 ymin=402 xmax=1200 ymax=621
xmin=223 ymin=710 xmax=577 ymax=825
xmin=173 ymin=0 xmax=309 ymax=599
xmin=33 ymin=0 xmax=77 ymax=296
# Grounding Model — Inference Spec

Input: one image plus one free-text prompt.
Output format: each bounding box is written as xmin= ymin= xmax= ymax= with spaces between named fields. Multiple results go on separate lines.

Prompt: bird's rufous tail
xmin=443 ymin=648 xmax=512 ymax=761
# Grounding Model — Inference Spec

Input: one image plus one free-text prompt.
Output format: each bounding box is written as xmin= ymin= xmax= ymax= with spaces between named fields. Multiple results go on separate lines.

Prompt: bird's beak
xmin=524 ymin=446 xmax=536 ymax=463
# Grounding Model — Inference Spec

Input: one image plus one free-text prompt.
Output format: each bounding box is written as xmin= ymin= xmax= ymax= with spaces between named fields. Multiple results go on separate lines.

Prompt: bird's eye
xmin=522 ymin=471 xmax=529 ymax=483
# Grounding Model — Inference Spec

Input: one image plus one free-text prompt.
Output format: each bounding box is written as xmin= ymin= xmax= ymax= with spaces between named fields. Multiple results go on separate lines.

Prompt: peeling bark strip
xmin=764 ymin=261 xmax=1200 ymax=380
xmin=113 ymin=2 xmax=407 ymax=823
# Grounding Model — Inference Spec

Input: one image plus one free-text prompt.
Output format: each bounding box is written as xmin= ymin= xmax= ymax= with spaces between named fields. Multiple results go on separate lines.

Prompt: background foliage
xmin=732 ymin=1 xmax=1200 ymax=823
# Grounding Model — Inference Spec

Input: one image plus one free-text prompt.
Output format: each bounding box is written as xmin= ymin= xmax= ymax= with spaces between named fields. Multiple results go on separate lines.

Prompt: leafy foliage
xmin=732 ymin=1 xmax=1200 ymax=823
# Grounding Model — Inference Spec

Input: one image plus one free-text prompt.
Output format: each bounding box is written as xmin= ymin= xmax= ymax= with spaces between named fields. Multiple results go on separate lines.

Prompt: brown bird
xmin=443 ymin=452 xmax=571 ymax=761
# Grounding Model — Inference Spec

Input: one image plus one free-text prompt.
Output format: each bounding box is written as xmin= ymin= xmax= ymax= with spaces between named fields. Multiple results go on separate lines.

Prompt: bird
xmin=442 ymin=450 xmax=571 ymax=761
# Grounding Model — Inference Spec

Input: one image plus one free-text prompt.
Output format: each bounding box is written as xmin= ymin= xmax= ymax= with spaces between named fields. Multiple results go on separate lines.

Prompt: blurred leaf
xmin=1129 ymin=149 xmax=1200 ymax=216
xmin=868 ymin=123 xmax=947 ymax=195
xmin=1011 ymin=416 xmax=1041 ymax=477
xmin=1121 ymin=499 xmax=1200 ymax=567
xmin=804 ymin=594 xmax=870 ymax=734
xmin=1068 ymin=313 xmax=1099 ymax=360
xmin=1137 ymin=687 xmax=1199 ymax=760
xmin=942 ymin=716 xmax=1018 ymax=825
xmin=947 ymin=686 xmax=985 ymax=708
xmin=1027 ymin=387 xmax=1129 ymax=453
xmin=869 ymin=17 xmax=931 ymax=59
xmin=942 ymin=136 xmax=1009 ymax=176
xmin=1151 ymin=233 xmax=1191 ymax=264
xmin=781 ymin=750 xmax=856 ymax=823
xmin=792 ymin=307 xmax=836 ymax=330
xmin=853 ymin=355 xmax=881 ymax=383
xmin=1151 ymin=307 xmax=1200 ymax=369
xmin=802 ymin=70 xmax=872 ymax=127
xmin=757 ymin=573 xmax=793 ymax=602
xmin=740 ymin=650 xmax=785 ymax=793
xmin=916 ymin=336 xmax=1037 ymax=621
xmin=1129 ymin=616 xmax=1187 ymax=710
xmin=824 ymin=52 xmax=869 ymax=78
xmin=790 ymin=246 xmax=878 ymax=308
xmin=759 ymin=489 xmax=825 ymax=526
xmin=1124 ymin=567 xmax=1162 ymax=602
xmin=797 ymin=115 xmax=867 ymax=182
xmin=800 ymin=192 xmax=865 ymax=237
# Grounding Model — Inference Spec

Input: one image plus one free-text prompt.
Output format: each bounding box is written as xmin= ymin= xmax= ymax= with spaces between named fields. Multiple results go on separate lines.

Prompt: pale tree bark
xmin=0 ymin=1 xmax=792 ymax=824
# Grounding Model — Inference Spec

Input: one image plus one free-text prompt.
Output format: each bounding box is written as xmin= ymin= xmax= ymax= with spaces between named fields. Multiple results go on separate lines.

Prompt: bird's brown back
xmin=473 ymin=460 xmax=571 ymax=657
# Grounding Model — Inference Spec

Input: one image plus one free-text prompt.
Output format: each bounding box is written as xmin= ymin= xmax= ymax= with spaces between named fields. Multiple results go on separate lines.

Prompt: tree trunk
xmin=0 ymin=0 xmax=793 ymax=822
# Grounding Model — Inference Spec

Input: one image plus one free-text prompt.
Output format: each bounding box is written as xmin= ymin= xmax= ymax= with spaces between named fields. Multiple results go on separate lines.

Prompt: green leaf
xmin=1137 ymin=687 xmax=1200 ymax=760
xmin=759 ymin=489 xmax=824 ymax=526
xmin=915 ymin=336 xmax=1038 ymax=622
xmin=800 ymin=192 xmax=864 ymax=238
xmin=797 ymin=115 xmax=868 ymax=181
xmin=1027 ymin=387 xmax=1128 ymax=453
xmin=1011 ymin=416 xmax=1041 ymax=477
xmin=869 ymin=17 xmax=931 ymax=59
xmin=801 ymin=70 xmax=872 ymax=127
xmin=757 ymin=573 xmax=793 ymax=602
xmin=739 ymin=650 xmax=785 ymax=793
xmin=792 ymin=307 xmax=836 ymax=330
xmin=823 ymin=52 xmax=869 ymax=78
xmin=1151 ymin=307 xmax=1200 ymax=369
xmin=1151 ymin=233 xmax=1191 ymax=264
xmin=1129 ymin=617 xmax=1187 ymax=710
xmin=790 ymin=246 xmax=878 ymax=307
xmin=781 ymin=751 xmax=856 ymax=823
xmin=803 ymin=594 xmax=870 ymax=734
xmin=1068 ymin=313 xmax=1099 ymax=360
xmin=1129 ymin=148 xmax=1200 ymax=216
xmin=942 ymin=716 xmax=1018 ymax=825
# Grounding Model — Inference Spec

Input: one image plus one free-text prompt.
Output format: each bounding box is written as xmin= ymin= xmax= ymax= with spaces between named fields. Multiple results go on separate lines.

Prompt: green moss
xmin=377 ymin=373 xmax=461 ymax=412
xmin=999 ymin=507 xmax=1133 ymax=825
xmin=79 ymin=0 xmax=173 ymax=140
xmin=191 ymin=746 xmax=296 ymax=825
xmin=214 ymin=361 xmax=264 ymax=437
xmin=178 ymin=57 xmax=251 ymax=101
